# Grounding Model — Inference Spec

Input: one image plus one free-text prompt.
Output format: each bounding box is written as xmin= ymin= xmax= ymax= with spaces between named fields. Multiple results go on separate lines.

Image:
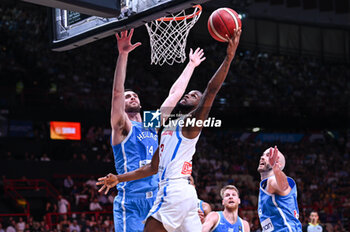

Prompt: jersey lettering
xmin=139 ymin=159 xmax=151 ymax=167
xmin=162 ymin=130 xmax=173 ymax=136
xmin=261 ymin=218 xmax=274 ymax=232
xmin=147 ymin=145 xmax=153 ymax=155
xmin=294 ymin=210 xmax=299 ymax=219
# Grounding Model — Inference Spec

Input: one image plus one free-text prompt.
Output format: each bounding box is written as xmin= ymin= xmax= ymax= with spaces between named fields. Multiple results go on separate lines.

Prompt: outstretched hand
xmin=96 ymin=173 xmax=119 ymax=195
xmin=189 ymin=47 xmax=206 ymax=67
xmin=115 ymin=29 xmax=141 ymax=54
xmin=269 ymin=146 xmax=281 ymax=170
xmin=225 ymin=28 xmax=242 ymax=61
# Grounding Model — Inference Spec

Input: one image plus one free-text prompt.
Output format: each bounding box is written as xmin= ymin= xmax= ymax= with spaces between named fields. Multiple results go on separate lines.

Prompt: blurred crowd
xmin=1 ymin=2 xmax=349 ymax=119
xmin=1 ymin=125 xmax=349 ymax=231
xmin=1 ymin=1 xmax=349 ymax=232
xmin=0 ymin=213 xmax=114 ymax=232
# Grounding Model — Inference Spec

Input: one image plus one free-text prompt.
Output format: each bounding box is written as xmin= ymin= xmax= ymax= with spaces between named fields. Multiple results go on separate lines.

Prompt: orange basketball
xmin=208 ymin=8 xmax=242 ymax=42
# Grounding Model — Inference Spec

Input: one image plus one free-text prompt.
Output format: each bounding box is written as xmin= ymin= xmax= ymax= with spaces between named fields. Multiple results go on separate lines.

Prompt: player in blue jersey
xmin=257 ymin=146 xmax=302 ymax=232
xmin=202 ymin=185 xmax=250 ymax=232
xmin=97 ymin=29 xmax=206 ymax=232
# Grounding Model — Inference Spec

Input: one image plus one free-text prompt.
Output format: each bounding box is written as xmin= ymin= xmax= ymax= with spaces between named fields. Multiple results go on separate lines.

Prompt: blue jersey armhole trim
xmin=259 ymin=178 xmax=272 ymax=196
xmin=199 ymin=200 xmax=204 ymax=213
xmin=287 ymin=177 xmax=296 ymax=189
xmin=211 ymin=211 xmax=221 ymax=232
xmin=111 ymin=122 xmax=134 ymax=147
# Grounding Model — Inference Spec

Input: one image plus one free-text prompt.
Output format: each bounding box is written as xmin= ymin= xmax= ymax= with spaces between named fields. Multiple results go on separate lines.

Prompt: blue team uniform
xmin=111 ymin=121 xmax=158 ymax=232
xmin=198 ymin=199 xmax=204 ymax=214
xmin=212 ymin=211 xmax=245 ymax=232
xmin=258 ymin=176 xmax=302 ymax=232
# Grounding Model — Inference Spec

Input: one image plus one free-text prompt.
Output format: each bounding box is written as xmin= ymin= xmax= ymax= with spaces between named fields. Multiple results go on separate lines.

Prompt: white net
xmin=145 ymin=5 xmax=202 ymax=66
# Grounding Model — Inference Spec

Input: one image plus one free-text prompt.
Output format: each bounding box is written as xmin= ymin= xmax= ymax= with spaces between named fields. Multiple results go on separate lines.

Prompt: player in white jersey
xmin=96 ymin=29 xmax=242 ymax=232
xmin=96 ymin=29 xmax=206 ymax=232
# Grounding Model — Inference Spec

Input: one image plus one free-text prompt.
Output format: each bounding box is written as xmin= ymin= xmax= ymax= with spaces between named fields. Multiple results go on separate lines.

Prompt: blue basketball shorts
xmin=113 ymin=194 xmax=156 ymax=232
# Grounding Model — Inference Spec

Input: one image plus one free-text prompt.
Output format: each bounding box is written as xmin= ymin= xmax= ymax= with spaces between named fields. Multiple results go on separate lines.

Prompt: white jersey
xmin=145 ymin=117 xmax=202 ymax=231
xmin=158 ymin=118 xmax=200 ymax=181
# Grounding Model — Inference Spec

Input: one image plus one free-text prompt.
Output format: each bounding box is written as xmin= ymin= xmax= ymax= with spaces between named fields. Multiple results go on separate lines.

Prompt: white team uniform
xmin=145 ymin=118 xmax=202 ymax=232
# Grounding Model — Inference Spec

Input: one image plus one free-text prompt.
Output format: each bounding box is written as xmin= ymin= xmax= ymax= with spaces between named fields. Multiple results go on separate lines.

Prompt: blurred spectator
xmin=103 ymin=216 xmax=112 ymax=229
xmin=5 ymin=220 xmax=16 ymax=232
xmin=58 ymin=195 xmax=70 ymax=214
xmin=80 ymin=153 xmax=88 ymax=162
xmin=89 ymin=198 xmax=103 ymax=211
xmin=46 ymin=201 xmax=57 ymax=214
xmin=97 ymin=192 xmax=108 ymax=206
xmin=75 ymin=183 xmax=89 ymax=208
xmin=31 ymin=222 xmax=41 ymax=231
xmin=88 ymin=215 xmax=97 ymax=229
xmin=69 ymin=219 xmax=81 ymax=232
xmin=64 ymin=175 xmax=74 ymax=190
xmin=303 ymin=211 xmax=327 ymax=232
xmin=26 ymin=217 xmax=34 ymax=231
xmin=58 ymin=215 xmax=70 ymax=231
xmin=40 ymin=220 xmax=50 ymax=231
xmin=40 ymin=153 xmax=51 ymax=162
xmin=70 ymin=153 xmax=79 ymax=162
xmin=78 ymin=213 xmax=87 ymax=228
xmin=16 ymin=217 xmax=25 ymax=232
xmin=85 ymin=176 xmax=97 ymax=190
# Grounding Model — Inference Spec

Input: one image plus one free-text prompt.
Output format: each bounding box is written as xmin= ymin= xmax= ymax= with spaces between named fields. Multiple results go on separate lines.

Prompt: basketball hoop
xmin=145 ymin=5 xmax=202 ymax=66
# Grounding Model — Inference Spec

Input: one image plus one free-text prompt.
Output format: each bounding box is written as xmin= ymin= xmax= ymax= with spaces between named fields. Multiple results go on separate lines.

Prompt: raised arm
xmin=201 ymin=212 xmax=219 ymax=232
xmin=199 ymin=201 xmax=212 ymax=223
xmin=111 ymin=29 xmax=141 ymax=145
xmin=267 ymin=146 xmax=291 ymax=195
xmin=243 ymin=219 xmax=250 ymax=232
xmin=202 ymin=201 xmax=212 ymax=217
xmin=96 ymin=148 xmax=160 ymax=194
xmin=183 ymin=29 xmax=241 ymax=139
xmin=160 ymin=48 xmax=206 ymax=122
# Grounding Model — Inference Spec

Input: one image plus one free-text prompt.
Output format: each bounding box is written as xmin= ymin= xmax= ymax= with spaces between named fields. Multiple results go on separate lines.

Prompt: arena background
xmin=0 ymin=0 xmax=349 ymax=231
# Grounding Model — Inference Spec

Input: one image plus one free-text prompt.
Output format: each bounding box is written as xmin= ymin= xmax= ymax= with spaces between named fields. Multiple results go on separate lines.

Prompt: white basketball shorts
xmin=144 ymin=178 xmax=202 ymax=232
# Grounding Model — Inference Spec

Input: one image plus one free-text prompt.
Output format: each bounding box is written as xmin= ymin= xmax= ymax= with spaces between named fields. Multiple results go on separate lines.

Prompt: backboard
xmin=50 ymin=0 xmax=212 ymax=51
xmin=23 ymin=0 xmax=121 ymax=17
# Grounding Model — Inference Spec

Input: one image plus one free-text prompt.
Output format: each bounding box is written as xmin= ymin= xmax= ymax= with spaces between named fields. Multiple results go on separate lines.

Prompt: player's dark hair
xmin=124 ymin=89 xmax=138 ymax=95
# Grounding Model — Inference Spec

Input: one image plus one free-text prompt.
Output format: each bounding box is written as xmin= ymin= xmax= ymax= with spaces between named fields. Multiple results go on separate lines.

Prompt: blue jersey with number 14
xmin=112 ymin=121 xmax=159 ymax=198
